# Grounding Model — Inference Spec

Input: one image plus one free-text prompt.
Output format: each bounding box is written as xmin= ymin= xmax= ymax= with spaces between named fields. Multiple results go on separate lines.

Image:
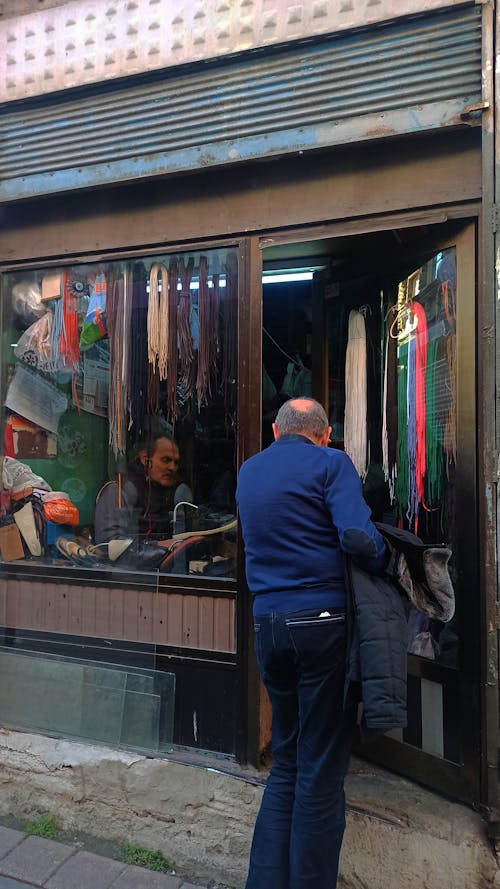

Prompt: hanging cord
xmin=177 ymin=257 xmax=195 ymax=399
xmin=211 ymin=271 xmax=221 ymax=378
xmin=263 ymin=327 xmax=297 ymax=364
xmin=167 ymin=259 xmax=179 ymax=425
xmin=344 ymin=310 xmax=368 ymax=479
xmin=129 ymin=264 xmax=149 ymax=439
xmin=196 ymin=255 xmax=212 ymax=409
xmin=121 ymin=265 xmax=133 ymax=435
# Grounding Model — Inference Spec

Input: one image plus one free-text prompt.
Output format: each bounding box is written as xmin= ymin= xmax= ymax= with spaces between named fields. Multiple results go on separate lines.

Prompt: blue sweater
xmin=236 ymin=434 xmax=387 ymax=615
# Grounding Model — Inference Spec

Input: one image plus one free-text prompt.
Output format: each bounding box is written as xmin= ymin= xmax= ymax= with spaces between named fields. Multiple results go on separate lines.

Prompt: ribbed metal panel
xmin=0 ymin=6 xmax=482 ymax=202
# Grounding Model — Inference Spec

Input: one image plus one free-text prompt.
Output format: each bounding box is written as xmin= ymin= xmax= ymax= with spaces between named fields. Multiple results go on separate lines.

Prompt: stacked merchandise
xmin=2 ymin=252 xmax=238 ymax=565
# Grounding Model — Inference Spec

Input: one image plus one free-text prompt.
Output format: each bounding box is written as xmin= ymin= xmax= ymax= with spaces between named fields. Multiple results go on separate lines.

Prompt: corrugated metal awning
xmin=0 ymin=5 xmax=482 ymax=203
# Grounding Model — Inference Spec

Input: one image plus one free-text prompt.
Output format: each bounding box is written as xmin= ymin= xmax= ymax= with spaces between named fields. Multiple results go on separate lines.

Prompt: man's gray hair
xmin=275 ymin=398 xmax=329 ymax=438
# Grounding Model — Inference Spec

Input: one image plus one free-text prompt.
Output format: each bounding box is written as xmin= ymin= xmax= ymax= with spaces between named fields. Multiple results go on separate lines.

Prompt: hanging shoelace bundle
xmin=148 ymin=262 xmax=169 ymax=380
xmin=414 ymin=302 xmax=428 ymax=512
xmin=167 ymin=258 xmax=179 ymax=424
xmin=59 ymin=271 xmax=83 ymax=411
xmin=129 ymin=263 xmax=149 ymax=439
xmin=177 ymin=257 xmax=195 ymax=399
xmin=121 ymin=267 xmax=133 ymax=436
xmin=425 ymin=336 xmax=443 ymax=509
xmin=382 ymin=295 xmax=398 ymax=502
xmin=395 ymin=341 xmax=409 ymax=523
xmin=441 ymin=280 xmax=457 ymax=477
xmin=108 ymin=271 xmax=129 ymax=461
xmin=444 ymin=333 xmax=457 ymax=478
xmin=344 ymin=309 xmax=368 ymax=479
xmin=222 ymin=252 xmax=238 ymax=413
xmin=211 ymin=271 xmax=220 ymax=367
xmin=406 ymin=301 xmax=428 ymax=533
xmin=147 ymin=262 xmax=169 ymax=417
xmin=59 ymin=272 xmax=82 ymax=369
xmin=50 ymin=296 xmax=65 ymax=372
xmin=196 ymin=255 xmax=215 ymax=409
xmin=406 ymin=322 xmax=418 ymax=529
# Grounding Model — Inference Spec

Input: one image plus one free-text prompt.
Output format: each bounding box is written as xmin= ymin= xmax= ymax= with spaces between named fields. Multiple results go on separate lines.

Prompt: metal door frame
xmin=253 ymin=209 xmax=482 ymax=805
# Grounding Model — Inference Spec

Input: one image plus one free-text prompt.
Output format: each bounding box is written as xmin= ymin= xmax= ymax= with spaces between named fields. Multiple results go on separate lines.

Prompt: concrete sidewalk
xmin=0 ymin=828 xmax=228 ymax=889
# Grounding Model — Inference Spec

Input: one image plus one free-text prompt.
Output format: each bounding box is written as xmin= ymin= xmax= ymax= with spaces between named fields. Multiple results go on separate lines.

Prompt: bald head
xmin=273 ymin=398 xmax=331 ymax=446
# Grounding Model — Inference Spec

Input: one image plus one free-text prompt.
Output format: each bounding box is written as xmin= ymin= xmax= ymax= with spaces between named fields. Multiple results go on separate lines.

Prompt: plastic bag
xmin=14 ymin=312 xmax=54 ymax=372
xmin=43 ymin=498 xmax=79 ymax=526
xmin=2 ymin=456 xmax=52 ymax=496
xmin=80 ymin=274 xmax=107 ymax=350
xmin=280 ymin=357 xmax=312 ymax=398
xmin=12 ymin=281 xmax=44 ymax=327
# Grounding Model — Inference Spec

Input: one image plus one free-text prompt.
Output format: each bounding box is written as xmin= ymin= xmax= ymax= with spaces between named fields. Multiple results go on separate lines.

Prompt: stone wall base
xmin=0 ymin=731 xmax=497 ymax=888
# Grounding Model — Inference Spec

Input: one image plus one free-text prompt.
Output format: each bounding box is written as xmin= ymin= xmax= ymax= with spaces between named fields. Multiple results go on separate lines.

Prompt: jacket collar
xmin=274 ymin=433 xmax=315 ymax=445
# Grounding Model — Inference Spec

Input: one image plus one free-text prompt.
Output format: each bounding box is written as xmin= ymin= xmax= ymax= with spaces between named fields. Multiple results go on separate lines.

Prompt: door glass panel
xmin=328 ymin=246 xmax=458 ymax=668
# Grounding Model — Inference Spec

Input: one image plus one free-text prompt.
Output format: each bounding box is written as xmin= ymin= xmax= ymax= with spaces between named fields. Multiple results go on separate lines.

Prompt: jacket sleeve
xmin=325 ymin=451 xmax=387 ymax=574
xmin=94 ymin=481 xmax=135 ymax=544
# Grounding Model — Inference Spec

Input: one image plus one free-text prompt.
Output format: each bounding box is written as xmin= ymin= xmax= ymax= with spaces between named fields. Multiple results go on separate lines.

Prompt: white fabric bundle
xmin=344 ymin=310 xmax=368 ymax=479
xmin=148 ymin=262 xmax=169 ymax=380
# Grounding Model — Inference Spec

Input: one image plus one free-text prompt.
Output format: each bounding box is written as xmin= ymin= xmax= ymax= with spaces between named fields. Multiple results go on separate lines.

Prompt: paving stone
xmin=110 ymin=865 xmax=182 ymax=889
xmin=0 ymin=836 xmax=73 ymax=886
xmin=0 ymin=827 xmax=24 ymax=860
xmin=45 ymin=850 xmax=126 ymax=889
xmin=0 ymin=877 xmax=38 ymax=889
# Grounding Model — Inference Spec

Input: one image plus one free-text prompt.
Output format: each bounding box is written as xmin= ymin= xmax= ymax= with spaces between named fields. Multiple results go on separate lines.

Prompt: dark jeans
xmin=246 ymin=609 xmax=356 ymax=889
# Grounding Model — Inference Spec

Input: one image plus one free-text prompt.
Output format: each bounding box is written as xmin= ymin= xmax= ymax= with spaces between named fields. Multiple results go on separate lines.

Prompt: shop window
xmin=0 ymin=248 xmax=238 ymax=581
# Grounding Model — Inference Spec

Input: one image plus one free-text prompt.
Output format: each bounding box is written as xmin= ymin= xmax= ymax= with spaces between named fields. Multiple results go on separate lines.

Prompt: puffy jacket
xmin=344 ymin=555 xmax=408 ymax=735
xmin=344 ymin=522 xmax=455 ymax=735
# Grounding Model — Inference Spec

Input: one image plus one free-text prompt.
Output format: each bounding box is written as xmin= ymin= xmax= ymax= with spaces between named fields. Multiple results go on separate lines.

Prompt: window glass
xmin=0 ymin=247 xmax=238 ymax=580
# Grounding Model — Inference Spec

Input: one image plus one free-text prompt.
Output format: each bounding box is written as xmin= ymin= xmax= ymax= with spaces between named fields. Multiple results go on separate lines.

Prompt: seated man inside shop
xmin=94 ymin=433 xmax=194 ymax=571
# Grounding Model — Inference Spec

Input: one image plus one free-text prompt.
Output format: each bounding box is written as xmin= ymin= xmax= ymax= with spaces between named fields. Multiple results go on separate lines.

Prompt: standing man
xmin=236 ymin=397 xmax=387 ymax=889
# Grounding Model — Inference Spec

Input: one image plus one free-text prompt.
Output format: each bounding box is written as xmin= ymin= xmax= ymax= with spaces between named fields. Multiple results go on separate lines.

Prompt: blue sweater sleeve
xmin=325 ymin=451 xmax=387 ymax=573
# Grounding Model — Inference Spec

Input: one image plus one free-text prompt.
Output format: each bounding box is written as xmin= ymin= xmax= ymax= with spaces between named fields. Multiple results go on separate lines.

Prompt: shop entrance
xmin=261 ymin=219 xmax=479 ymax=803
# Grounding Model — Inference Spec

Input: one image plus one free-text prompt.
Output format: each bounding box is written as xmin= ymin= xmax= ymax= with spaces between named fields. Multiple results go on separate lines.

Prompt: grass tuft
xmin=24 ymin=814 xmax=60 ymax=839
xmin=122 ymin=842 xmax=172 ymax=873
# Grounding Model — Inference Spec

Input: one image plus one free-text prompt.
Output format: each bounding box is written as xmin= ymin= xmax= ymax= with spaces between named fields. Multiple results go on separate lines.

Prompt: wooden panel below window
xmin=0 ymin=578 xmax=236 ymax=654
